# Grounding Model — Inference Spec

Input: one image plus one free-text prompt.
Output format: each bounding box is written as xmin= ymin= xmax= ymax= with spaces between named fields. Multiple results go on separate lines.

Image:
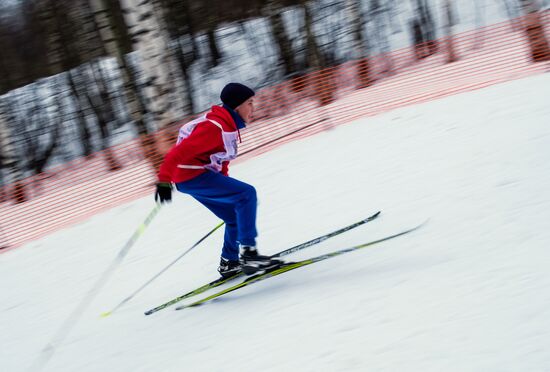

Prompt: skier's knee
xmin=244 ymin=184 xmax=257 ymax=202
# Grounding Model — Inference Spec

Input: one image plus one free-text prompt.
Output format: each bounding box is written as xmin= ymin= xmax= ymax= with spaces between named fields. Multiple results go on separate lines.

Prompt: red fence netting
xmin=1 ymin=14 xmax=549 ymax=250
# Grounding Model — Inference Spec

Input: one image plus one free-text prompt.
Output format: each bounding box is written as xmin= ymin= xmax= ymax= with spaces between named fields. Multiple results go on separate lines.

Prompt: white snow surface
xmin=2 ymin=74 xmax=550 ymax=372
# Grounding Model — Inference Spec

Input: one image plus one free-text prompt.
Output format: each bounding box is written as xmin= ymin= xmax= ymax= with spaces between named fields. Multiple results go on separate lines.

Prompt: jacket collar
xmin=222 ymin=104 xmax=247 ymax=130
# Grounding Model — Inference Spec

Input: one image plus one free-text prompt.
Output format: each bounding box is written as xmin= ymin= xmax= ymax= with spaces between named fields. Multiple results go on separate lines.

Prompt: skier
xmin=154 ymin=83 xmax=278 ymax=278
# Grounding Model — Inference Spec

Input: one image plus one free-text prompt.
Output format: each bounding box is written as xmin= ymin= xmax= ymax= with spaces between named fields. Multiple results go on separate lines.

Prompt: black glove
xmin=155 ymin=183 xmax=173 ymax=204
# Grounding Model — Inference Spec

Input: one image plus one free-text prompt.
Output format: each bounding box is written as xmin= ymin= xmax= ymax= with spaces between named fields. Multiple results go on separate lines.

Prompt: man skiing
xmin=154 ymin=83 xmax=278 ymax=278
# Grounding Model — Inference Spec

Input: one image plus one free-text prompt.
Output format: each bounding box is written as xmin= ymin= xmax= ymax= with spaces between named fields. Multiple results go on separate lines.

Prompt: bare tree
xmin=0 ymin=0 xmax=51 ymax=95
xmin=0 ymin=103 xmax=27 ymax=204
xmin=74 ymin=0 xmax=124 ymax=171
xmin=442 ymin=0 xmax=458 ymax=63
xmin=86 ymin=61 xmax=123 ymax=171
xmin=174 ymin=0 xmax=199 ymax=61
xmin=0 ymin=16 xmax=28 ymax=203
xmin=411 ymin=0 xmax=439 ymax=60
xmin=118 ymin=0 xmax=188 ymax=129
xmin=158 ymin=0 xmax=198 ymax=114
xmin=346 ymin=0 xmax=373 ymax=89
xmin=206 ymin=28 xmax=222 ymax=68
xmin=45 ymin=0 xmax=96 ymax=157
xmin=419 ymin=0 xmax=438 ymax=55
xmin=264 ymin=0 xmax=298 ymax=77
xmin=300 ymin=0 xmax=336 ymax=106
xmin=300 ymin=0 xmax=324 ymax=69
xmin=89 ymin=0 xmax=164 ymax=168
xmin=368 ymin=0 xmax=394 ymax=74
xmin=520 ymin=0 xmax=550 ymax=62
xmin=20 ymin=82 xmax=62 ymax=183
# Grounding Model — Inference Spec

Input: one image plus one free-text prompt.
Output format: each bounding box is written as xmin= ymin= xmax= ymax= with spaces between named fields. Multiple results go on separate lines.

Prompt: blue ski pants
xmin=175 ymin=171 xmax=258 ymax=261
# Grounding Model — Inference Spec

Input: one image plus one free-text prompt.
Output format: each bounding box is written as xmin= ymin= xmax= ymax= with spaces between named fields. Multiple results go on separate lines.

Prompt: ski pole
xmin=100 ymin=220 xmax=225 ymax=317
xmin=28 ymin=203 xmax=161 ymax=371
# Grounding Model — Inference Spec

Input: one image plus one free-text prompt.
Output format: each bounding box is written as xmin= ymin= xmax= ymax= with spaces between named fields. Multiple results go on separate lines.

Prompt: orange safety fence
xmin=1 ymin=13 xmax=549 ymax=251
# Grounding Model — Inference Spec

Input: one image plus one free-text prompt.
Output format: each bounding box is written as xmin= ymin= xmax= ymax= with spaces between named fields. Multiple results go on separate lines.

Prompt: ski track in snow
xmin=1 ymin=74 xmax=550 ymax=372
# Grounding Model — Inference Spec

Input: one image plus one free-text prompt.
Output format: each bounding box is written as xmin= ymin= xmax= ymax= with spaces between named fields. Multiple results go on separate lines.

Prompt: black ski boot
xmin=239 ymin=245 xmax=281 ymax=275
xmin=217 ymin=257 xmax=242 ymax=278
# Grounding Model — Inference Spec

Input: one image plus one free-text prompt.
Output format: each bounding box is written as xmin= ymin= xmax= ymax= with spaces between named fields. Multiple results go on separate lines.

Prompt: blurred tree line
xmin=0 ymin=0 xmax=549 ymax=204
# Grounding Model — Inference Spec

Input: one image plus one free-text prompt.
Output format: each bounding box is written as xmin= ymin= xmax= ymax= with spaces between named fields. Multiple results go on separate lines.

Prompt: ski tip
xmin=175 ymin=302 xmax=201 ymax=311
xmin=366 ymin=211 xmax=381 ymax=220
xmin=100 ymin=311 xmax=112 ymax=318
xmin=409 ymin=218 xmax=430 ymax=233
xmin=419 ymin=217 xmax=431 ymax=227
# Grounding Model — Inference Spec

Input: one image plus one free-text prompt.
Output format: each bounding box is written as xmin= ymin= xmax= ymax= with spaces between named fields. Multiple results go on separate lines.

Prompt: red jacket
xmin=157 ymin=105 xmax=241 ymax=183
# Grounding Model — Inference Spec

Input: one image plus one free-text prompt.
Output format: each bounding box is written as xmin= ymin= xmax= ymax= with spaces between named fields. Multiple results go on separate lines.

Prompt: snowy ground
xmin=2 ymin=73 xmax=550 ymax=372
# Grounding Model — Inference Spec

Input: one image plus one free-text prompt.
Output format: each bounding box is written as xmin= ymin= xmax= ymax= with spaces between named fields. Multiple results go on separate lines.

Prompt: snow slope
xmin=1 ymin=73 xmax=550 ymax=372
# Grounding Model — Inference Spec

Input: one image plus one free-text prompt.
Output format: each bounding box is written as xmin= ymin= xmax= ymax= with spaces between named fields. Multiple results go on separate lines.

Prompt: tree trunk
xmin=411 ymin=18 xmax=428 ymax=60
xmin=421 ymin=0 xmax=438 ymax=55
xmin=27 ymin=120 xmax=61 ymax=176
xmin=26 ymin=81 xmax=62 ymax=179
xmin=346 ymin=0 xmax=372 ymax=89
xmin=68 ymin=69 xmax=94 ymax=157
xmin=301 ymin=0 xmax=335 ymax=106
xmin=49 ymin=0 xmax=81 ymax=69
xmin=180 ymin=0 xmax=199 ymax=63
xmin=79 ymin=2 xmax=123 ymax=170
xmin=121 ymin=0 xmax=190 ymax=169
xmin=37 ymin=0 xmax=65 ymax=77
xmin=0 ymin=109 xmax=26 ymax=204
xmin=119 ymin=0 xmax=189 ymax=129
xmin=146 ymin=0 xmax=193 ymax=158
xmin=71 ymin=0 xmax=107 ymax=63
xmin=88 ymin=62 xmax=123 ymax=171
xmin=264 ymin=0 xmax=297 ymax=77
xmin=90 ymin=0 xmax=162 ymax=168
xmin=302 ymin=1 xmax=324 ymax=70
xmin=175 ymin=37 xmax=195 ymax=115
xmin=47 ymin=1 xmax=96 ymax=158
xmin=443 ymin=0 xmax=458 ymax=63
xmin=156 ymin=0 xmax=195 ymax=114
xmin=206 ymin=28 xmax=222 ymax=68
xmin=0 ymin=26 xmax=25 ymax=198
xmin=0 ymin=47 xmax=14 ymax=95
xmin=370 ymin=0 xmax=393 ymax=75
xmin=413 ymin=0 xmax=438 ymax=57
xmin=90 ymin=0 xmax=148 ymax=136
xmin=521 ymin=0 xmax=550 ymax=62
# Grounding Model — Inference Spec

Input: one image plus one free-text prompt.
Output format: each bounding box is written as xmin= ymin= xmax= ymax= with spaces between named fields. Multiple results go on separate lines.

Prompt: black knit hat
xmin=220 ymin=83 xmax=255 ymax=109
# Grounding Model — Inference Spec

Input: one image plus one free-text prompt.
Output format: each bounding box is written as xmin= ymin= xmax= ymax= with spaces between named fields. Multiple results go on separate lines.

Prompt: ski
xmin=144 ymin=211 xmax=381 ymax=315
xmin=175 ymin=220 xmax=426 ymax=311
